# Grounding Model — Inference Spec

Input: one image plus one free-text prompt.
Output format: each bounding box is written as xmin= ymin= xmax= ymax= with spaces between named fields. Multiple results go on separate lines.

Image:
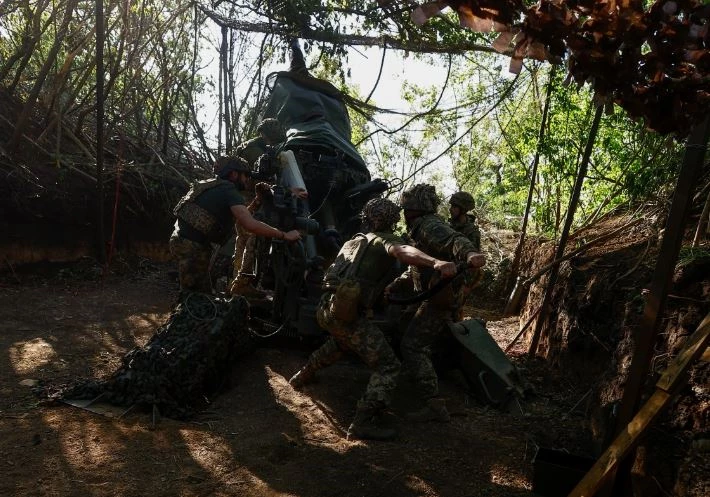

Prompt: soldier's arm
xmin=388 ymin=244 xmax=456 ymax=278
xmin=231 ymin=205 xmax=301 ymax=242
xmin=425 ymin=220 xmax=485 ymax=269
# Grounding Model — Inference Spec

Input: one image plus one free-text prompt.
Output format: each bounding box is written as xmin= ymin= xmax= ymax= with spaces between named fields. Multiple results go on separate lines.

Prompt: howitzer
xmin=238 ymin=39 xmax=405 ymax=340
xmin=249 ymin=150 xmax=396 ymax=340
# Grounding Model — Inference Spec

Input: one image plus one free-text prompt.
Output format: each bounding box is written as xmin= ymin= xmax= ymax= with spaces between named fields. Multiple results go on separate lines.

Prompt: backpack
xmin=323 ymin=233 xmax=374 ymax=322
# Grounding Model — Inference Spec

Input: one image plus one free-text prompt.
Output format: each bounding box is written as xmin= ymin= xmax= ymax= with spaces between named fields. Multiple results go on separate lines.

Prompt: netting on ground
xmin=56 ymin=293 xmax=255 ymax=419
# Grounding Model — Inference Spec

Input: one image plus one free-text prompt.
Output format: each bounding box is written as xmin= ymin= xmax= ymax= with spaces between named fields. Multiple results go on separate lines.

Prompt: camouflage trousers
xmin=400 ymin=301 xmax=457 ymax=400
xmin=308 ymin=293 xmax=400 ymax=411
xmin=232 ymin=223 xmax=256 ymax=277
xmin=169 ymin=234 xmax=213 ymax=293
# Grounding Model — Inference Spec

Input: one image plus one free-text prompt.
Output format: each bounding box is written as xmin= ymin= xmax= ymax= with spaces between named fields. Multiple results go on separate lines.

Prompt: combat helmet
xmin=214 ymin=156 xmax=251 ymax=179
xmin=257 ymin=118 xmax=286 ymax=144
xmin=450 ymin=191 xmax=475 ymax=212
xmin=400 ymin=184 xmax=440 ymax=213
xmin=362 ymin=197 xmax=401 ymax=232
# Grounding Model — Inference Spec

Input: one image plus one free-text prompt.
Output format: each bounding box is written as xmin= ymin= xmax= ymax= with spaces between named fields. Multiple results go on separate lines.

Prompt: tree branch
xmin=197 ymin=6 xmax=499 ymax=55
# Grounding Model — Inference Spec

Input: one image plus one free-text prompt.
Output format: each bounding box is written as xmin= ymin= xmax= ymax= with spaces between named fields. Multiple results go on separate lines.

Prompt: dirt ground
xmin=0 ymin=261 xmax=595 ymax=497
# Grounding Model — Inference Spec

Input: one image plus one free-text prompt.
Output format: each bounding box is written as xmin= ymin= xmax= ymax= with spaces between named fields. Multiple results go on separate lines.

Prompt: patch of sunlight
xmin=180 ymin=430 xmax=277 ymax=491
xmin=44 ymin=413 xmax=126 ymax=469
xmin=264 ymin=365 xmax=355 ymax=450
xmin=489 ymin=462 xmax=532 ymax=491
xmin=125 ymin=313 xmax=162 ymax=330
xmin=10 ymin=338 xmax=57 ymax=375
xmin=404 ymin=475 xmax=436 ymax=494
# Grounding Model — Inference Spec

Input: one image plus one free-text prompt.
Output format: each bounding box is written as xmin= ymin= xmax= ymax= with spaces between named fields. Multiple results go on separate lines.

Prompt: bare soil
xmin=0 ymin=261 xmax=594 ymax=497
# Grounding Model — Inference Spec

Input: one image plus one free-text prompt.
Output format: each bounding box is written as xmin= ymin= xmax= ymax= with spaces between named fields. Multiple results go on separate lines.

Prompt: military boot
xmin=288 ymin=365 xmax=317 ymax=389
xmin=406 ymin=398 xmax=451 ymax=423
xmin=230 ymin=274 xmax=267 ymax=298
xmin=347 ymin=407 xmax=397 ymax=441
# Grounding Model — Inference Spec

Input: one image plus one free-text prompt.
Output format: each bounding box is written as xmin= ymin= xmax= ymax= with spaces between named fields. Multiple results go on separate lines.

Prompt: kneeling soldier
xmin=289 ymin=197 xmax=455 ymax=441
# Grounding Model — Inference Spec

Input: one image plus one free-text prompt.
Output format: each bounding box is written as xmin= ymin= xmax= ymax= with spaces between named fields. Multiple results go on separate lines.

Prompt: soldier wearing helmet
xmin=288 ymin=197 xmax=456 ymax=441
xmin=169 ymin=155 xmax=301 ymax=295
xmin=449 ymin=191 xmax=481 ymax=251
xmin=388 ymin=183 xmax=485 ymax=424
xmin=229 ymin=118 xmax=303 ymax=297
xmin=236 ymin=118 xmax=287 ymax=168
xmin=449 ymin=190 xmax=483 ymax=316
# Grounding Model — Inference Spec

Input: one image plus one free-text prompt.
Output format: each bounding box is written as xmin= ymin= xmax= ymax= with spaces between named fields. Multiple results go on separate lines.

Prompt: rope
xmin=184 ymin=292 xmax=219 ymax=322
xmin=248 ymin=318 xmax=289 ymax=338
xmin=308 ymin=180 xmax=335 ymax=218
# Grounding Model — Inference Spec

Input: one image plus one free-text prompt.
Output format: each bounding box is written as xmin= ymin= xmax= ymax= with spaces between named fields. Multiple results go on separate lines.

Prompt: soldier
xmin=235 ymin=118 xmax=287 ymax=167
xmin=288 ymin=197 xmax=456 ymax=441
xmin=449 ymin=191 xmax=481 ymax=251
xmin=230 ymin=118 xmax=304 ymax=297
xmin=389 ymin=184 xmax=485 ymax=423
xmin=449 ymin=191 xmax=483 ymax=316
xmin=170 ymin=156 xmax=301 ymax=294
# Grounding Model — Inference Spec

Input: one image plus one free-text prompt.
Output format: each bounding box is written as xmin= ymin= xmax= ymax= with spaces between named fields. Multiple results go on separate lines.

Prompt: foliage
xmin=0 ymin=0 xmax=695 ymax=239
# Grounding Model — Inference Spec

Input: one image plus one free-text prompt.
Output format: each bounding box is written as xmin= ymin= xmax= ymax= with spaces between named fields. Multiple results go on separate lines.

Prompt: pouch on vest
xmin=331 ymin=280 xmax=361 ymax=322
xmin=322 ymin=233 xmax=373 ymax=323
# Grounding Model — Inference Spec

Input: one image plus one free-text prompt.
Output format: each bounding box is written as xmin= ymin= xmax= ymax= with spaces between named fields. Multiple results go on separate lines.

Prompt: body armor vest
xmin=323 ymin=233 xmax=395 ymax=311
xmin=173 ymin=179 xmax=233 ymax=243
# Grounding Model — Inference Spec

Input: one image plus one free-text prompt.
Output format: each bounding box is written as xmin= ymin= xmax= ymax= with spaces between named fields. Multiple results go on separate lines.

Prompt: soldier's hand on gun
xmin=433 ymin=260 xmax=456 ymax=279
xmin=283 ymin=230 xmax=302 ymax=242
xmin=466 ymin=252 xmax=486 ymax=269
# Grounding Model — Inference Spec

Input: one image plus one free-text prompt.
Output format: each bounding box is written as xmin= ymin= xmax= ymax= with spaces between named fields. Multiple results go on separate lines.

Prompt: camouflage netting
xmin=56 ymin=294 xmax=255 ymax=419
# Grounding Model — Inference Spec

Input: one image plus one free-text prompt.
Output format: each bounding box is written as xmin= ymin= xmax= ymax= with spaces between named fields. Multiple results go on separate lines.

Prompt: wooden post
xmin=569 ymin=312 xmax=710 ymax=497
xmin=602 ymin=116 xmax=710 ymax=495
xmin=528 ymin=105 xmax=603 ymax=356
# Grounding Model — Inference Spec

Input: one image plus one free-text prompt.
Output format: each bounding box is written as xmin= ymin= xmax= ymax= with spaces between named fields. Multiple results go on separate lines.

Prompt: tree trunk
xmin=528 ymin=104 xmax=604 ymax=357
xmin=508 ymin=67 xmax=555 ymax=287
xmin=8 ymin=0 xmax=79 ymax=152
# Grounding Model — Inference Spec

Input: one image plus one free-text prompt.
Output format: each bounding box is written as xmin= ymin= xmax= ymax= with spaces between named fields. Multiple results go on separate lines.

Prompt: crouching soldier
xmin=169 ymin=156 xmax=301 ymax=294
xmin=288 ymin=197 xmax=456 ymax=441
xmin=393 ymin=184 xmax=486 ymax=423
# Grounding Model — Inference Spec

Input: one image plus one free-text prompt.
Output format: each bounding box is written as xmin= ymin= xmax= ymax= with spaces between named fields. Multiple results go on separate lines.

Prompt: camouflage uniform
xmin=397 ymin=184 xmax=480 ymax=401
xmin=291 ymin=198 xmax=404 ymax=426
xmin=230 ymin=120 xmax=286 ymax=294
xmin=449 ymin=191 xmax=482 ymax=314
xmin=231 ymin=191 xmax=257 ymax=278
xmin=170 ymin=160 xmax=246 ymax=293
xmin=169 ymin=236 xmax=213 ymax=293
xmin=450 ymin=214 xmax=480 ymax=252
xmin=312 ymin=293 xmax=401 ymax=412
xmin=235 ymin=118 xmax=286 ymax=168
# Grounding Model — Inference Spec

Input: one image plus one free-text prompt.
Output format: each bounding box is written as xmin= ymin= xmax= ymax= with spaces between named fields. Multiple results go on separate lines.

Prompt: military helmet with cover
xmin=361 ymin=197 xmax=401 ymax=232
xmin=214 ymin=156 xmax=251 ymax=179
xmin=400 ymin=184 xmax=440 ymax=213
xmin=257 ymin=118 xmax=286 ymax=144
xmin=450 ymin=191 xmax=475 ymax=212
